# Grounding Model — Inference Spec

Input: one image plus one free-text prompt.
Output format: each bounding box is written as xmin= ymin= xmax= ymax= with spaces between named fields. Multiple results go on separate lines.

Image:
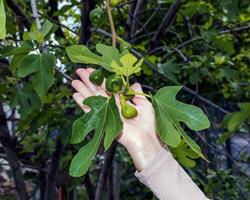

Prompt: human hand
xmin=71 ymin=68 xmax=163 ymax=171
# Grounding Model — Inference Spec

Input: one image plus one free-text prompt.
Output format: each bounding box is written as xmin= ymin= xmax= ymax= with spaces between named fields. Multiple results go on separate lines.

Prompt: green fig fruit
xmin=106 ymin=74 xmax=123 ymax=93
xmin=89 ymin=69 xmax=104 ymax=85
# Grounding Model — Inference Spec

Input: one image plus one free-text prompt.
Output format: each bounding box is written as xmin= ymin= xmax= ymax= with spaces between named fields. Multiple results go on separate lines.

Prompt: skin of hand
xmin=71 ymin=68 xmax=163 ymax=171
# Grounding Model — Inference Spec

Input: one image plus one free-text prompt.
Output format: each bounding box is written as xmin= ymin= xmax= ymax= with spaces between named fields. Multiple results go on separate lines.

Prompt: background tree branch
xmin=149 ymin=0 xmax=181 ymax=50
xmin=79 ymin=0 xmax=96 ymax=44
xmin=5 ymin=0 xmax=31 ymax=29
xmin=0 ymin=104 xmax=28 ymax=200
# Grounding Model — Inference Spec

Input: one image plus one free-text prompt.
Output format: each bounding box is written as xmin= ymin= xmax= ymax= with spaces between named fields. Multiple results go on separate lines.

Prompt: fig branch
xmin=106 ymin=0 xmax=116 ymax=47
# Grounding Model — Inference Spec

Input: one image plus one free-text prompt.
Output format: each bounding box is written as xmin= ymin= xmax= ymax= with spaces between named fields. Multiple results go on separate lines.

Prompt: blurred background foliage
xmin=0 ymin=0 xmax=249 ymax=199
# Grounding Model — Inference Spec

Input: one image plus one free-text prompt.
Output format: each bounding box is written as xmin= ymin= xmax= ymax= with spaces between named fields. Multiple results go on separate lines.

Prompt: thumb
xmin=130 ymin=83 xmax=148 ymax=106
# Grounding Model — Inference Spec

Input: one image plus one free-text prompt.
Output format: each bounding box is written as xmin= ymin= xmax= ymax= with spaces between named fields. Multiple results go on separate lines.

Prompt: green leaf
xmin=66 ymin=45 xmax=99 ymax=65
xmin=71 ymin=96 xmax=108 ymax=144
xmin=30 ymin=24 xmax=44 ymax=44
xmin=17 ymin=84 xmax=41 ymax=118
xmin=0 ymin=0 xmax=6 ymax=39
xmin=157 ymin=60 xmax=180 ymax=83
xmin=0 ymin=46 xmax=31 ymax=57
xmin=6 ymin=15 xmax=17 ymax=35
xmin=103 ymin=95 xmax=122 ymax=150
xmin=18 ymin=53 xmax=55 ymax=96
xmin=96 ymin=43 xmax=123 ymax=70
xmin=22 ymin=25 xmax=44 ymax=43
xmin=40 ymin=20 xmax=54 ymax=37
xmin=10 ymin=54 xmax=26 ymax=72
xmin=217 ymin=102 xmax=250 ymax=144
xmin=216 ymin=131 xmax=234 ymax=144
xmin=170 ymin=140 xmax=200 ymax=168
xmin=66 ymin=44 xmax=123 ymax=72
xmin=111 ymin=53 xmax=143 ymax=77
xmin=69 ymin=95 xmax=122 ymax=177
xmin=152 ymin=86 xmax=210 ymax=155
xmin=70 ymin=124 xmax=104 ymax=177
xmin=18 ymin=54 xmax=39 ymax=77
xmin=177 ymin=126 xmax=206 ymax=159
xmin=71 ymin=116 xmax=94 ymax=144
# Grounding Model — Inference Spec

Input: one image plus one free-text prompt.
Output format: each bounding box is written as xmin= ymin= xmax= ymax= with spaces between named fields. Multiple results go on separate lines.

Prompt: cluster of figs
xmin=89 ymin=69 xmax=138 ymax=119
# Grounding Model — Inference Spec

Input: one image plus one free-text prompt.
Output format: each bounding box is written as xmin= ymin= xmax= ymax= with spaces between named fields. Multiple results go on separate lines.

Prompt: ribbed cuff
xmin=135 ymin=148 xmax=171 ymax=181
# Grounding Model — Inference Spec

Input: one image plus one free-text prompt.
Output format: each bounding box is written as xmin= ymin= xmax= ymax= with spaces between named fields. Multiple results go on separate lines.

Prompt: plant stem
xmin=120 ymin=75 xmax=127 ymax=86
xmin=134 ymin=92 xmax=152 ymax=98
xmin=106 ymin=0 xmax=116 ymax=47
xmin=126 ymin=76 xmax=129 ymax=86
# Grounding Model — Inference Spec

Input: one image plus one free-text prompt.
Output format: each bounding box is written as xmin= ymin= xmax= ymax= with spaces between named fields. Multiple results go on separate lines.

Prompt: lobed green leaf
xmin=18 ymin=53 xmax=55 ymax=96
xmin=0 ymin=0 xmax=6 ymax=39
xmin=66 ymin=44 xmax=124 ymax=72
xmin=153 ymin=86 xmax=210 ymax=158
xmin=69 ymin=95 xmax=122 ymax=177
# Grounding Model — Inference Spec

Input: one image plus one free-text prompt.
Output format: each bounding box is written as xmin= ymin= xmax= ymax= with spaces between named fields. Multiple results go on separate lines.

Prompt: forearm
xmin=134 ymin=148 xmax=208 ymax=200
xmin=123 ymin=135 xmax=208 ymax=200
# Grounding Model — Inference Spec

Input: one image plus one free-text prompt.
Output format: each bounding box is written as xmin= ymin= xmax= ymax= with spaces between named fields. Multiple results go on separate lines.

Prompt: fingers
xmin=76 ymin=68 xmax=96 ymax=91
xmin=72 ymin=92 xmax=90 ymax=112
xmin=76 ymin=68 xmax=108 ymax=97
xmin=71 ymin=80 xmax=93 ymax=98
xmin=86 ymin=68 xmax=95 ymax=73
xmin=130 ymin=83 xmax=148 ymax=106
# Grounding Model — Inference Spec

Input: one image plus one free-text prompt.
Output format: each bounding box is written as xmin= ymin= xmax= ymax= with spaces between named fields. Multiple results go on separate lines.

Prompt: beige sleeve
xmin=135 ymin=148 xmax=208 ymax=200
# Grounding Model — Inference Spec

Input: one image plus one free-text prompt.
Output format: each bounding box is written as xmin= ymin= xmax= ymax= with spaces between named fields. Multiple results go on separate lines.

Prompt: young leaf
xmin=18 ymin=53 xmax=55 ymax=96
xmin=96 ymin=43 xmax=122 ymax=70
xmin=170 ymin=140 xmax=200 ymax=168
xmin=111 ymin=53 xmax=143 ymax=77
xmin=28 ymin=24 xmax=44 ymax=44
xmin=177 ymin=125 xmax=206 ymax=159
xmin=152 ymin=86 xmax=210 ymax=152
xmin=66 ymin=44 xmax=123 ymax=72
xmin=69 ymin=95 xmax=122 ymax=177
xmin=0 ymin=0 xmax=6 ymax=39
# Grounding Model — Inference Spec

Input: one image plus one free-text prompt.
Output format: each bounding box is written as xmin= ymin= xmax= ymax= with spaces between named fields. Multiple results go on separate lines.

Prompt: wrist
xmin=125 ymin=135 xmax=163 ymax=171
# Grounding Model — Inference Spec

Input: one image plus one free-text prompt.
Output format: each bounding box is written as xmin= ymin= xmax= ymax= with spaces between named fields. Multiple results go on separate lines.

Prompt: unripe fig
xmin=120 ymin=95 xmax=138 ymax=119
xmin=89 ymin=69 xmax=104 ymax=85
xmin=105 ymin=74 xmax=123 ymax=93
xmin=89 ymin=8 xmax=104 ymax=24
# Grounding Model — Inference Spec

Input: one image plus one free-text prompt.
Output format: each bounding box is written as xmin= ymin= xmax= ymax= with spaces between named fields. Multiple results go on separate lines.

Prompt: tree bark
xmin=0 ymin=104 xmax=28 ymax=200
xmin=95 ymin=143 xmax=117 ymax=200
xmin=44 ymin=139 xmax=65 ymax=200
xmin=79 ymin=0 xmax=96 ymax=44
xmin=83 ymin=172 xmax=95 ymax=200
xmin=130 ymin=0 xmax=147 ymax=35
xmin=124 ymin=1 xmax=136 ymax=41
